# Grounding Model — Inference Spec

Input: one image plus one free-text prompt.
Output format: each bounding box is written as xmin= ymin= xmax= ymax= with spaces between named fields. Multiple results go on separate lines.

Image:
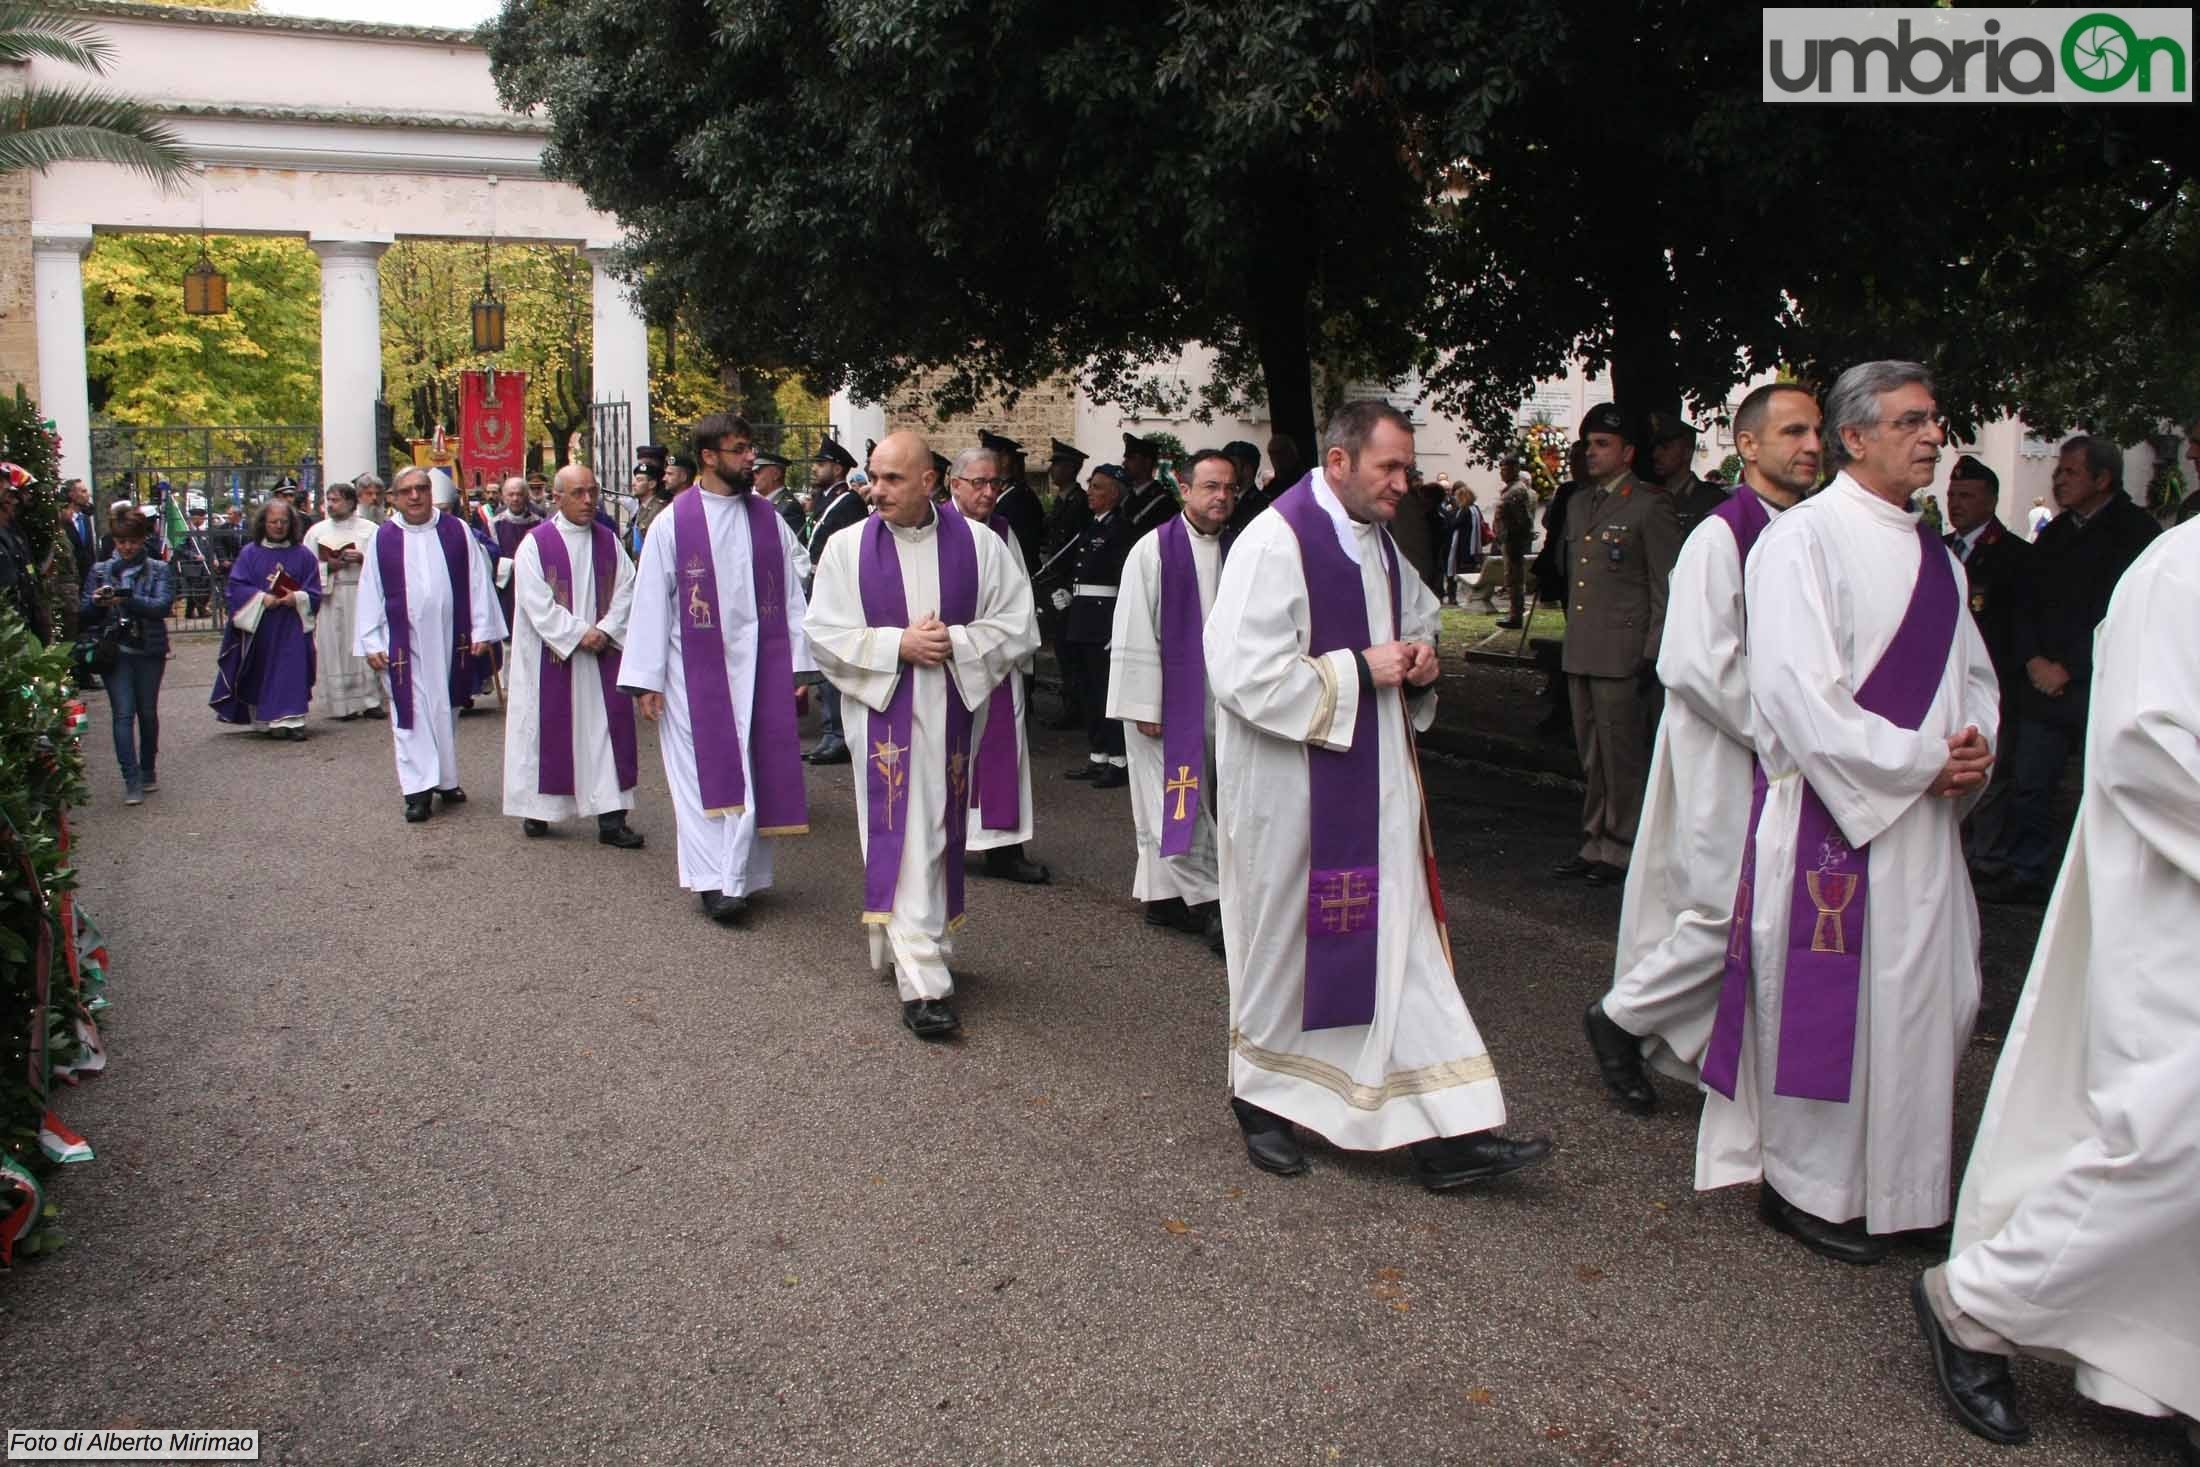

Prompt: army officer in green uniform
xmin=1552 ymin=403 xmax=1683 ymax=885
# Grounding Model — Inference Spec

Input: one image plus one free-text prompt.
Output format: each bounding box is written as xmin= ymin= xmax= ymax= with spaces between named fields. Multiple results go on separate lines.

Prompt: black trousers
xmin=1070 ymin=641 xmax=1123 ymax=758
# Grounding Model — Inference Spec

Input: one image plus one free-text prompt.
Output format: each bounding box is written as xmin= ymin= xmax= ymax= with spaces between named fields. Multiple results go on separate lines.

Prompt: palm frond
xmin=0 ymin=84 xmax=193 ymax=187
xmin=0 ymin=4 xmax=115 ymax=73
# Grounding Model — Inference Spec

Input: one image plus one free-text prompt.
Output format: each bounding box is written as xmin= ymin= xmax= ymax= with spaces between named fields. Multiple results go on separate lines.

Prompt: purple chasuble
xmin=857 ymin=508 xmax=979 ymax=925
xmin=1153 ymin=514 xmax=1215 ymax=857
xmin=1701 ymin=515 xmax=1959 ymax=1104
xmin=1272 ymin=476 xmax=1403 ymax=1032
xmin=210 ymin=542 xmax=322 ymax=724
xmin=667 ymin=488 xmax=808 ymax=833
xmin=374 ymin=513 xmax=476 ymax=732
xmin=530 ymin=518 xmax=640 ymax=796
xmin=970 ymin=513 xmax=1021 ymax=831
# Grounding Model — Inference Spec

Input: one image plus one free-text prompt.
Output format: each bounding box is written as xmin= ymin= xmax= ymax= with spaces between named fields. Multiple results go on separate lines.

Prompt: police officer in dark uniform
xmin=803 ymin=436 xmax=869 ymax=765
xmin=1058 ymin=462 xmax=1133 ymax=788
xmin=1119 ymin=433 xmax=1178 ymax=540
xmin=1552 ymin=404 xmax=1682 ymax=885
xmin=1039 ymin=439 xmax=1092 ymax=729
xmin=1642 ymin=412 xmax=1728 ymax=537
xmin=755 ymin=450 xmax=803 ymax=538
xmin=1942 ymin=454 xmax=2030 ymax=861
xmin=980 ymin=430 xmax=1045 ymax=571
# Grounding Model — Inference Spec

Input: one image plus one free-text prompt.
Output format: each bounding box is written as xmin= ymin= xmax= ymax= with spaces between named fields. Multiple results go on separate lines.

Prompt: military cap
xmin=753 ymin=449 xmax=791 ymax=469
xmin=1642 ymin=411 xmax=1699 ymax=445
xmin=635 ymin=443 xmax=668 ymax=465
xmin=1222 ymin=440 xmax=1261 ymax=466
xmin=273 ymin=475 xmax=302 ymax=493
xmin=1091 ymin=463 xmax=1132 ymax=487
xmin=668 ymin=452 xmax=696 ymax=473
xmin=1580 ymin=403 xmax=1631 ymax=440
xmin=813 ymin=437 xmax=858 ymax=471
xmin=1950 ymin=453 xmax=2000 ymax=494
xmin=1122 ymin=433 xmax=1161 ymax=459
xmin=1049 ymin=438 xmax=1088 ymax=466
xmin=931 ymin=451 xmax=953 ymax=479
xmin=979 ymin=429 xmax=1023 ymax=457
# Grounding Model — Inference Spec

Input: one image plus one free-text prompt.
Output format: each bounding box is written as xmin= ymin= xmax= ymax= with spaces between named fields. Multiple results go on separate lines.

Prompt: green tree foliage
xmin=0 ymin=3 xmax=192 ymax=186
xmin=486 ymin=0 xmax=1558 ymax=459
xmin=490 ymin=0 xmax=2199 ymax=463
xmin=84 ymin=233 xmax=321 ymax=426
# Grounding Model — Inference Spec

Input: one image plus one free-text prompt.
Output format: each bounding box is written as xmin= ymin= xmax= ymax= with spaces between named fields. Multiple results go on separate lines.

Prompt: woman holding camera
xmin=80 ymin=508 xmax=175 ymax=805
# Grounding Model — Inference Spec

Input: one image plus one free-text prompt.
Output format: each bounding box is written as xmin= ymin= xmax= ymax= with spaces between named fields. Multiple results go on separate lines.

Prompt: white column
xmin=585 ymin=241 xmax=651 ymax=452
xmin=308 ymin=234 xmax=393 ymax=481
xmin=31 ymin=223 xmax=94 ymax=485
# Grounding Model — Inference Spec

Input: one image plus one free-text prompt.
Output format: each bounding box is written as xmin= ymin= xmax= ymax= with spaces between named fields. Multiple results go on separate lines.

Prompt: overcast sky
xmin=262 ymin=0 xmax=503 ymax=27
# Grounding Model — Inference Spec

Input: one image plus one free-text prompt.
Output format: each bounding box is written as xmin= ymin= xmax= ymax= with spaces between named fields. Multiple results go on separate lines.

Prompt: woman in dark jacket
xmin=80 ymin=508 xmax=175 ymax=805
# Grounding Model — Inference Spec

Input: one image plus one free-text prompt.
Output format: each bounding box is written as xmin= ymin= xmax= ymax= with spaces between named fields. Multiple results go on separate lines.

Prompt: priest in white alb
xmin=1585 ymin=383 xmax=1822 ymax=1113
xmin=502 ymin=464 xmax=644 ymax=849
xmin=300 ymin=481 xmax=382 ymax=720
xmin=1206 ymin=400 xmax=1550 ymax=1190
xmin=946 ymin=446 xmax=1050 ymax=885
xmin=354 ymin=464 xmax=507 ymax=823
xmin=1694 ymin=361 xmax=2000 ymax=1264
xmin=1911 ymin=521 xmax=2200 ymax=1453
xmin=619 ymin=414 xmax=813 ymax=926
xmin=806 ymin=431 xmax=1037 ymax=1040
xmin=1109 ymin=446 xmax=1237 ymax=946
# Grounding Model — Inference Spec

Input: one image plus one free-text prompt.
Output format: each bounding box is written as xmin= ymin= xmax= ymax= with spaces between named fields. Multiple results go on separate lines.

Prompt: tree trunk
xmin=1248 ymin=238 xmax=1317 ymax=466
xmin=1605 ymin=227 xmax=1682 ymax=443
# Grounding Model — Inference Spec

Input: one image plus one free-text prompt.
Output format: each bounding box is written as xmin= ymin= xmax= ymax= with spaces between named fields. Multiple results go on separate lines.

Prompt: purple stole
xmin=669 ymin=488 xmax=809 ymax=832
xmin=1701 ymin=511 xmax=1959 ymax=1104
xmin=1154 ymin=515 xmax=1215 ymax=857
xmin=375 ymin=513 xmax=475 ymax=731
xmin=857 ymin=508 xmax=979 ymax=925
xmin=1272 ymin=476 xmax=1402 ymax=1032
xmin=970 ymin=514 xmax=1021 ymax=831
xmin=493 ymin=515 xmax=536 ymax=626
xmin=529 ymin=518 xmax=640 ymax=796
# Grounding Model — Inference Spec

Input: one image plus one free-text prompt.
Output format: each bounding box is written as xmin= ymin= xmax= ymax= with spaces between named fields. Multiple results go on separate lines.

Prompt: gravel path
xmin=0 ymin=636 xmax=2170 ymax=1466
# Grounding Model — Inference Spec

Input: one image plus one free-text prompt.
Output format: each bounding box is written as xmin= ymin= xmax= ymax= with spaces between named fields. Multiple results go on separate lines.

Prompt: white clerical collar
xmin=1830 ymin=471 xmax=1918 ymax=525
xmin=1741 ymin=482 xmax=1794 ymax=518
xmin=1180 ymin=511 xmax=1224 ymax=541
xmin=1312 ymin=472 xmax=1372 ymax=565
xmin=887 ymin=507 xmax=937 ymax=541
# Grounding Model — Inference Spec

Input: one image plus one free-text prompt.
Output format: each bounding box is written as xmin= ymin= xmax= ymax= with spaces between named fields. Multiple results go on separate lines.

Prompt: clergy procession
xmin=41 ymin=379 xmax=2196 ymax=1465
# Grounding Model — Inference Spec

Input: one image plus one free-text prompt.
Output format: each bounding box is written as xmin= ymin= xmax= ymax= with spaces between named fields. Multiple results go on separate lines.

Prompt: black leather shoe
xmin=1206 ymin=910 xmax=1227 ymax=960
xmin=1494 ymin=618 xmax=1524 ymax=629
xmin=522 ymin=818 xmax=550 ymax=838
xmin=283 ymin=727 xmax=309 ymax=742
xmin=1582 ymin=860 xmax=1625 ymax=887
xmin=437 ymin=786 xmax=467 ymax=806
xmin=1551 ymin=854 xmax=1593 ymax=879
xmin=1231 ymin=1098 xmax=1309 ymax=1177
xmin=1146 ymin=898 xmax=1203 ymax=933
xmin=1911 ymin=1276 xmax=2030 ymax=1445
xmin=1091 ymin=764 xmax=1129 ymax=789
xmin=902 ymin=997 xmax=960 ymax=1038
xmin=1410 ymin=1131 xmax=1554 ymax=1191
xmin=981 ymin=845 xmax=1051 ymax=883
xmin=1757 ymin=1186 xmax=1888 ymax=1265
xmin=1063 ymin=764 xmax=1103 ymax=781
xmin=403 ymin=794 xmax=432 ymax=824
xmin=807 ymin=741 xmax=851 ymax=766
xmin=1583 ymin=1000 xmax=1657 ymax=1114
xmin=362 ymin=705 xmax=387 ymax=720
xmin=699 ymin=891 xmax=749 ymax=926
xmin=598 ymin=823 xmax=645 ymax=850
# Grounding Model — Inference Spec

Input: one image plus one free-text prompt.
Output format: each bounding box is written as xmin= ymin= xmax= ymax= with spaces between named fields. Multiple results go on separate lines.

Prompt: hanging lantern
xmin=470 ymin=237 xmax=504 ymax=353
xmin=182 ymin=247 xmax=228 ymax=316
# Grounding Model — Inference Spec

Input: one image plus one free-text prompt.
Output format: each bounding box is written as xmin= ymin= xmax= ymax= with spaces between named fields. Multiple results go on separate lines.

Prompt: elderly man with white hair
xmin=354 ymin=465 xmax=507 ymax=822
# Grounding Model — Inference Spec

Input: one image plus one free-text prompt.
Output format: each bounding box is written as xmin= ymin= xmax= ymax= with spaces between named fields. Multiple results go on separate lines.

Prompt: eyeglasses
xmin=1876 ymin=411 xmax=1948 ymax=436
xmin=957 ymin=476 xmax=1005 ymax=490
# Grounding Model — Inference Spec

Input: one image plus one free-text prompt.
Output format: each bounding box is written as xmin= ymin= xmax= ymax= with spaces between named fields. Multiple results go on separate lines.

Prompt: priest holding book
xmin=211 ymin=495 xmax=322 ymax=740
xmin=502 ymin=465 xmax=643 ymax=847
xmin=355 ymin=465 xmax=507 ymax=822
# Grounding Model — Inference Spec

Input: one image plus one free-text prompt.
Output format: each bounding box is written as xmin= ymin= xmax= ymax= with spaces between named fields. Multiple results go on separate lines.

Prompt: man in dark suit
xmin=802 ymin=436 xmax=869 ymax=765
xmin=1119 ymin=434 xmax=1178 ymax=540
xmin=1943 ymin=455 xmax=2030 ymax=863
xmin=1038 ymin=439 xmax=1092 ymax=729
xmin=61 ymin=478 xmax=97 ymax=587
xmin=1977 ymin=436 xmax=2159 ymax=904
xmin=980 ymin=430 xmax=1044 ymax=572
xmin=1059 ymin=463 xmax=1134 ymax=788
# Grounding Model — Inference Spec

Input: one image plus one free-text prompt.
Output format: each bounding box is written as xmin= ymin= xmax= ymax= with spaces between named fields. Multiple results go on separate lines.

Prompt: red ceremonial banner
xmin=459 ymin=369 xmax=529 ymax=487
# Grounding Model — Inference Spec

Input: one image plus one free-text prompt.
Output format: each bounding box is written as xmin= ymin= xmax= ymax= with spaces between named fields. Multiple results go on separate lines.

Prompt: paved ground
xmin=1 ymin=635 xmax=2176 ymax=1466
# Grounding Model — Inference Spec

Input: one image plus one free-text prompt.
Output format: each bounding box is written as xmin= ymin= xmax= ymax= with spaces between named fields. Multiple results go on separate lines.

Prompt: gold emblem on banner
xmin=1314 ymin=871 xmax=1373 ymax=935
xmin=1166 ymin=764 xmax=1200 ymax=821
